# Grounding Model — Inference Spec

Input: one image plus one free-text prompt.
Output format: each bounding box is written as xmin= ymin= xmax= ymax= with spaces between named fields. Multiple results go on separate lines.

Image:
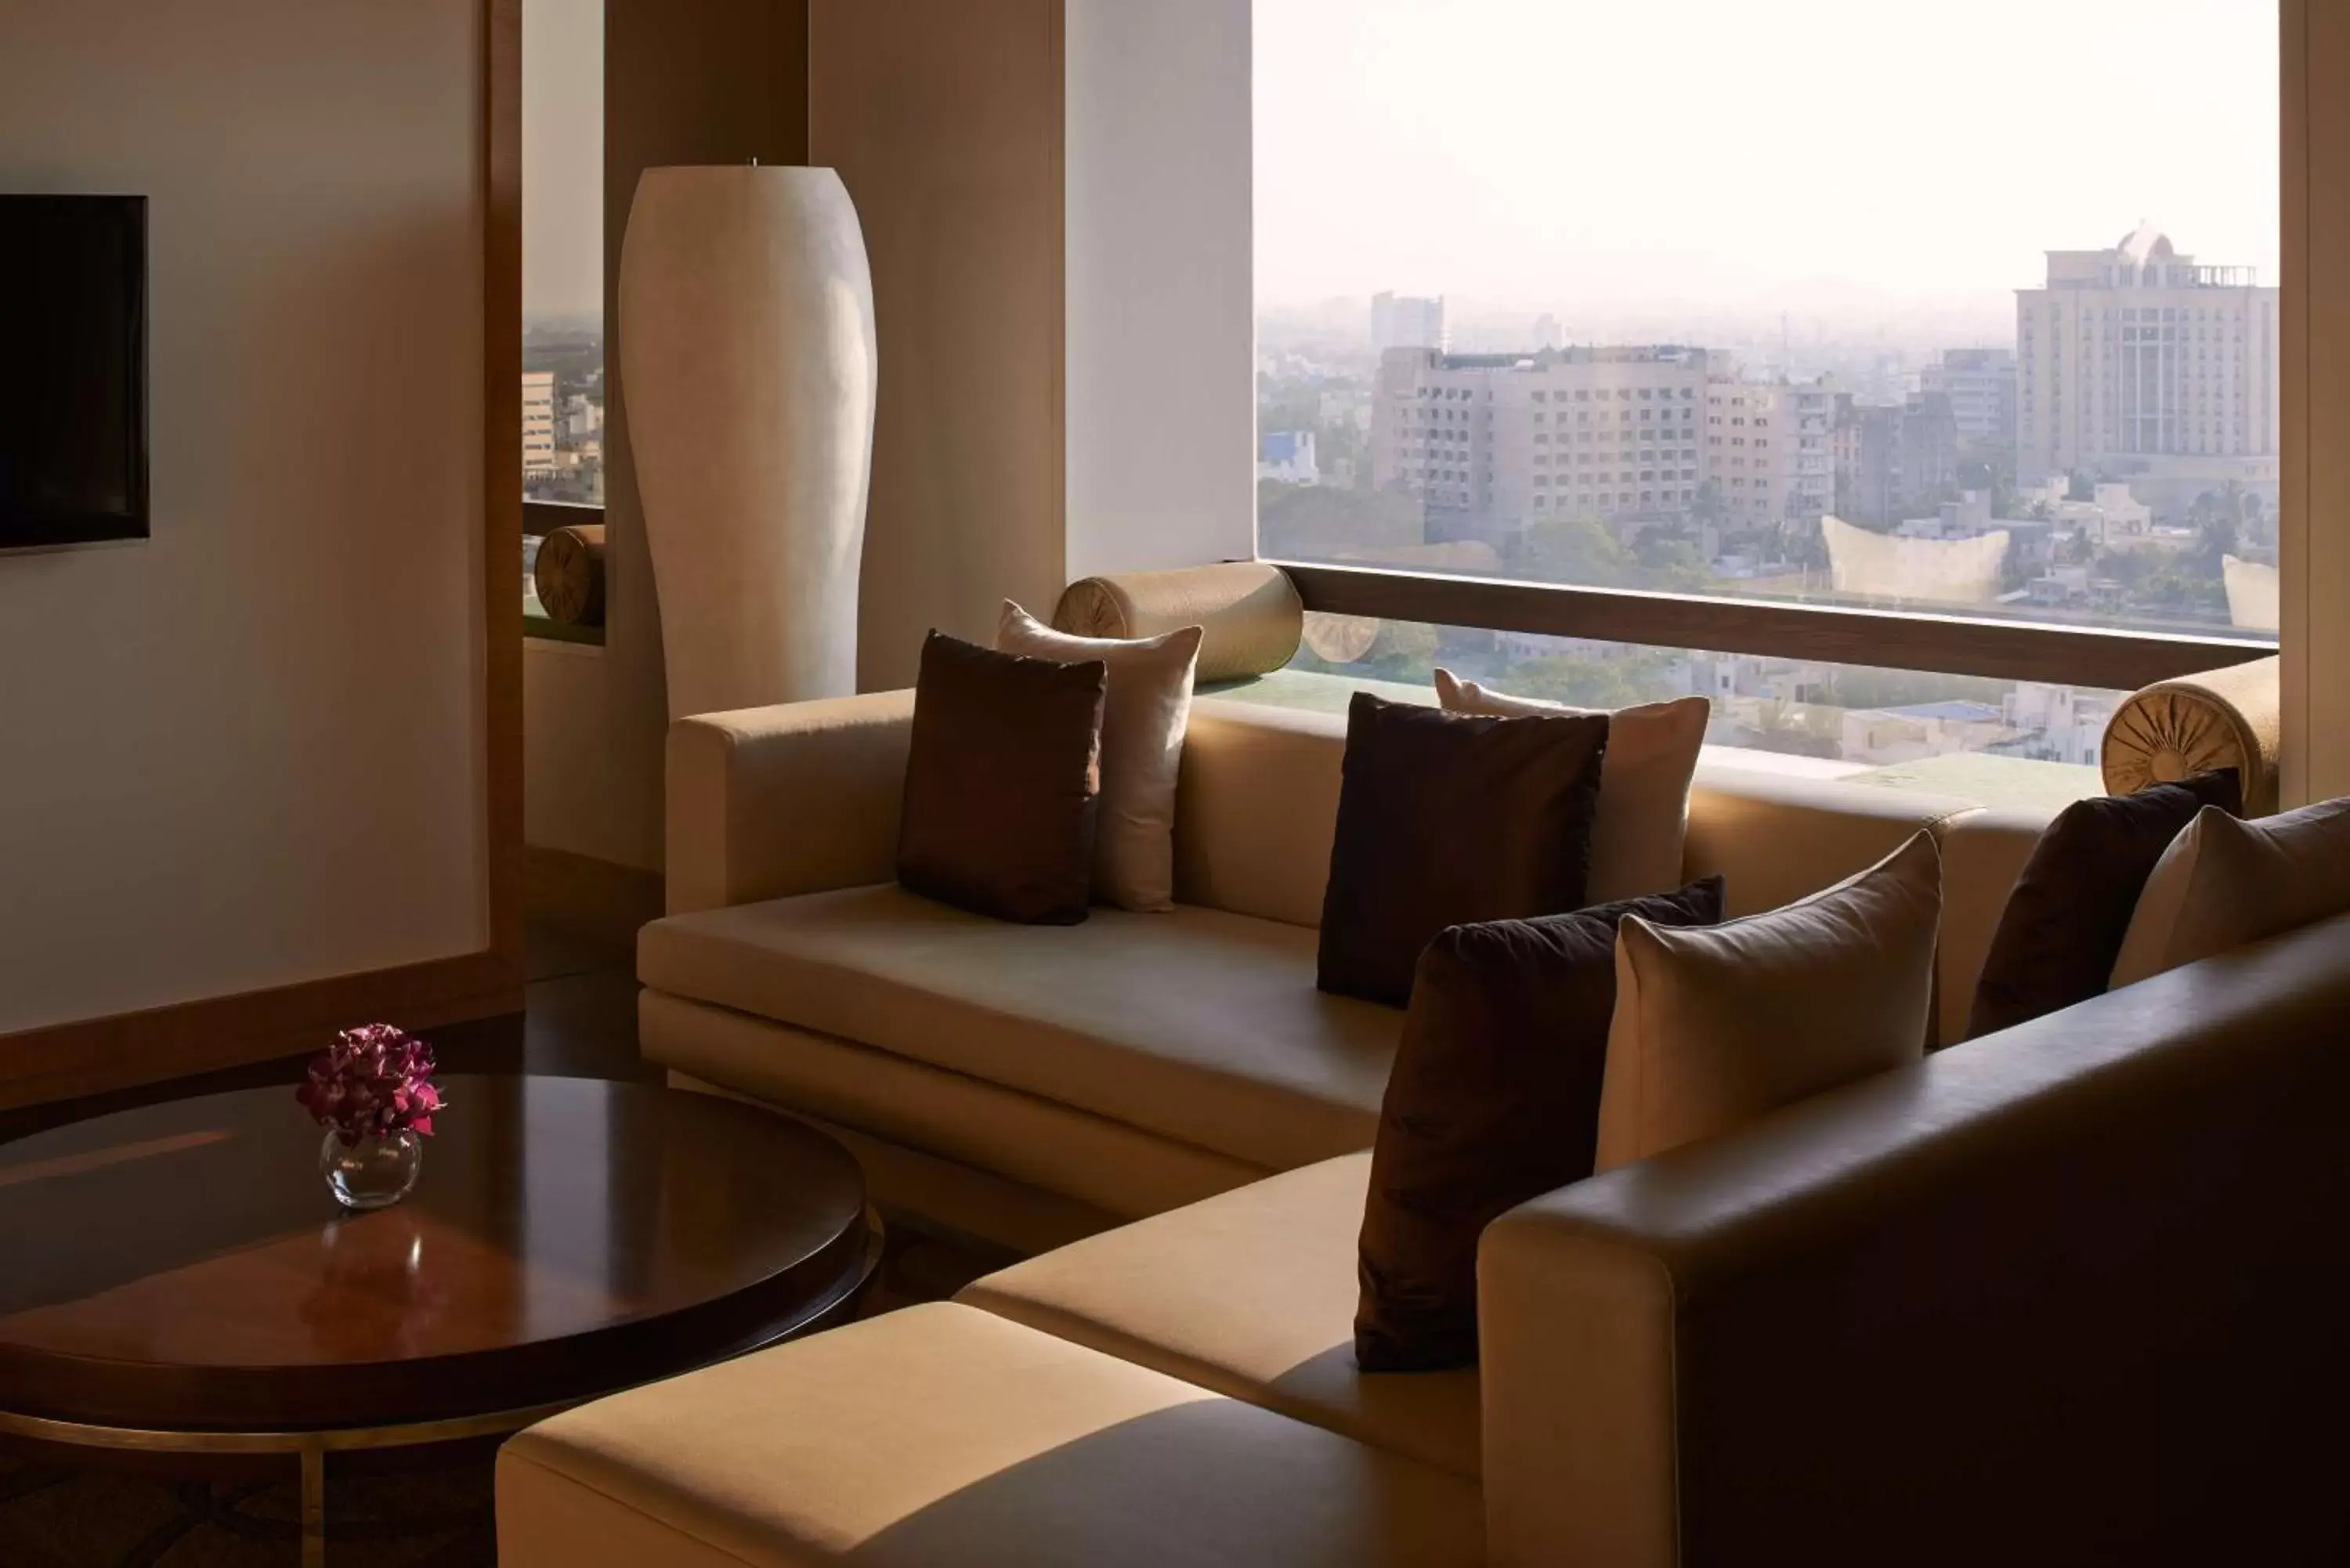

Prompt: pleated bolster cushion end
xmin=1053 ymin=562 xmax=1304 ymax=682
xmin=2102 ymin=654 xmax=2280 ymax=816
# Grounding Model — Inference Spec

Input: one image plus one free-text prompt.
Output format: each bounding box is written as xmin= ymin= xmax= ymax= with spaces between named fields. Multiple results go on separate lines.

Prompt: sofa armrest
xmin=664 ymin=689 xmax=915 ymax=915
xmin=1477 ymin=912 xmax=2350 ymax=1568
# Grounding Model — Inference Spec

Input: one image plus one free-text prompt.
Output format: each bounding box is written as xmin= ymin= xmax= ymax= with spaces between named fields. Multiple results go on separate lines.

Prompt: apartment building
xmin=1922 ymin=347 xmax=2018 ymax=449
xmin=2016 ymin=225 xmax=2280 ymax=508
xmin=1369 ymin=291 xmax=1447 ymax=352
xmin=1835 ymin=391 xmax=1961 ymax=526
xmin=1369 ymin=345 xmax=1712 ymax=533
xmin=522 ymin=369 xmax=558 ymax=479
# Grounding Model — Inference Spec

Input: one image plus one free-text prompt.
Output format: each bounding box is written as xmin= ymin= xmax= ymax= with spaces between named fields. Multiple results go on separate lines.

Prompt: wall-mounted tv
xmin=0 ymin=195 xmax=149 ymax=548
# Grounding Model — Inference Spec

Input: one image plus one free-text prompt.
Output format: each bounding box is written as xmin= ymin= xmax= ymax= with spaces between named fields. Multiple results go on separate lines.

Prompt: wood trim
xmin=485 ymin=0 xmax=526 ymax=971
xmin=2281 ymin=0 xmax=2310 ymax=806
xmin=526 ymin=846 xmax=664 ymax=948
xmin=523 ymin=499 xmax=605 ymax=537
xmin=0 ymin=0 xmax=528 ymax=1111
xmin=0 ymin=953 xmax=517 ymax=1114
xmin=1274 ymin=561 xmax=2276 ymax=693
xmin=2280 ymin=0 xmax=2350 ymax=807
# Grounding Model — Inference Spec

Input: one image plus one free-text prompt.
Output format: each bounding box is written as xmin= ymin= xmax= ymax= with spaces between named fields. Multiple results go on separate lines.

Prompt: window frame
xmin=1267 ymin=559 xmax=2273 ymax=692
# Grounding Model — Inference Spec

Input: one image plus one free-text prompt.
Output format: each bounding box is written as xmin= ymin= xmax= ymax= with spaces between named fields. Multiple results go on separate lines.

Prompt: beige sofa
xmin=635 ymin=688 xmax=2045 ymax=1255
xmin=501 ymin=686 xmax=2350 ymax=1565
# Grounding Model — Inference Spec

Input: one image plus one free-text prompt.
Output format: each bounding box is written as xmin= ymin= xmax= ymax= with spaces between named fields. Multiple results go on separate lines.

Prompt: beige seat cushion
xmin=2110 ymin=797 xmax=2350 ymax=988
xmin=959 ymin=1152 xmax=1480 ymax=1481
xmin=642 ymin=993 xmax=1264 ymax=1227
xmin=1596 ymin=831 xmax=1942 ymax=1172
xmin=1434 ymin=668 xmax=1710 ymax=905
xmin=639 ymin=884 xmax=1402 ymax=1172
xmin=498 ymin=1302 xmax=1484 ymax=1568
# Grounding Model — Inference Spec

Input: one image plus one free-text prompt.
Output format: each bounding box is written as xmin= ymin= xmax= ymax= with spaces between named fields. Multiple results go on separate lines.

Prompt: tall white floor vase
xmin=619 ymin=165 xmax=877 ymax=719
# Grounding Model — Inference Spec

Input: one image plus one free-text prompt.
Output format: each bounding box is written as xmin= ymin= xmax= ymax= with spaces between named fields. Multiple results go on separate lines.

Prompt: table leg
xmin=299 ymin=1442 xmax=325 ymax=1568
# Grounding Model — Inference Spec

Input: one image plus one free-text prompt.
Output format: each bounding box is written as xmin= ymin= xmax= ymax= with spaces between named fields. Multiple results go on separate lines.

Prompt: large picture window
xmin=1252 ymin=0 xmax=2280 ymax=797
xmin=521 ymin=0 xmax=603 ymax=631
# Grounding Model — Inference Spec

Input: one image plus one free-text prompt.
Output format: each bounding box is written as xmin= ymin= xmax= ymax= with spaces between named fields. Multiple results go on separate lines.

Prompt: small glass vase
xmin=320 ymin=1129 xmax=422 ymax=1211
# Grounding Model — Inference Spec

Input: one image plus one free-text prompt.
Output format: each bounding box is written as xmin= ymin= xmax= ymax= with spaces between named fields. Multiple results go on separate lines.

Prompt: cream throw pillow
xmin=1434 ymin=668 xmax=1708 ymax=903
xmin=1594 ymin=830 xmax=1940 ymax=1172
xmin=998 ymin=601 xmax=1202 ymax=911
xmin=2109 ymin=797 xmax=2350 ymax=988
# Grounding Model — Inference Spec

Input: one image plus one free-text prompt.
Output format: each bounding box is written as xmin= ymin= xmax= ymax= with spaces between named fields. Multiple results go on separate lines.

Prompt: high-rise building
xmin=1702 ymin=379 xmax=1788 ymax=524
xmin=1370 ymin=291 xmax=1448 ymax=352
xmin=1369 ymin=345 xmax=1710 ymax=534
xmin=522 ymin=370 xmax=559 ymax=479
xmin=1834 ymin=392 xmax=1960 ymax=525
xmin=1922 ymin=348 xmax=2017 ymax=450
xmin=2015 ymin=225 xmax=2279 ymax=508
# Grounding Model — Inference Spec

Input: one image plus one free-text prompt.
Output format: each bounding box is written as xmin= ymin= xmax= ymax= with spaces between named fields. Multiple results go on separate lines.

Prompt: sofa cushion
xmin=1596 ymin=831 xmax=1942 ymax=1172
xmin=498 ymin=1302 xmax=1484 ymax=1568
xmin=897 ymin=630 xmax=1107 ymax=924
xmin=999 ymin=599 xmax=1202 ymax=912
xmin=639 ymin=884 xmax=1404 ymax=1172
xmin=1434 ymin=669 xmax=1712 ymax=905
xmin=2111 ymin=796 xmax=2350 ymax=988
xmin=958 ymin=1153 xmax=1481 ymax=1482
xmin=1318 ymin=692 xmax=1609 ymax=1006
xmin=642 ymin=994 xmax=1263 ymax=1227
xmin=1966 ymin=769 xmax=2240 ymax=1039
xmin=1356 ymin=878 xmax=1727 ymax=1373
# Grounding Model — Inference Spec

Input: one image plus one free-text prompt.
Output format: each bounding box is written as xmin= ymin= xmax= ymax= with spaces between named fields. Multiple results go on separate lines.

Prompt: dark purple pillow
xmin=1965 ymin=768 xmax=2241 ymax=1039
xmin=1355 ymin=876 xmax=1727 ymax=1371
xmin=1316 ymin=693 xmax=1610 ymax=1007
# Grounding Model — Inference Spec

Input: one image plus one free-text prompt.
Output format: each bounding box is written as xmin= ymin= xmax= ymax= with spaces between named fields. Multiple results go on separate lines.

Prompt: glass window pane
xmin=1211 ymin=618 xmax=2120 ymax=815
xmin=522 ymin=0 xmax=604 ymax=510
xmin=1255 ymin=1 xmax=2280 ymax=642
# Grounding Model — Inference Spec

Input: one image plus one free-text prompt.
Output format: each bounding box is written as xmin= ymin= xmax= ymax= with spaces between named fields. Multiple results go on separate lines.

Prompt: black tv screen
xmin=0 ymin=195 xmax=149 ymax=547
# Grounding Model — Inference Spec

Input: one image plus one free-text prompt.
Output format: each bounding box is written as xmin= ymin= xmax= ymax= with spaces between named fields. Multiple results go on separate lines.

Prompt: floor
xmin=0 ymin=923 xmax=996 ymax=1566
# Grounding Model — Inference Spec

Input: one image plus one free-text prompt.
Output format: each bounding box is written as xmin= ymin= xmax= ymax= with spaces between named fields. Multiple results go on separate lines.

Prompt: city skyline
xmin=1255 ymin=0 xmax=2279 ymax=324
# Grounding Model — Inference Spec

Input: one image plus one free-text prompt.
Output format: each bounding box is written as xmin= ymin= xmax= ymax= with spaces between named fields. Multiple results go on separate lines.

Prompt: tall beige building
xmin=1370 ymin=345 xmax=1711 ymax=530
xmin=522 ymin=370 xmax=559 ymax=479
xmin=2015 ymin=225 xmax=2279 ymax=506
xmin=1369 ymin=347 xmax=1840 ymax=537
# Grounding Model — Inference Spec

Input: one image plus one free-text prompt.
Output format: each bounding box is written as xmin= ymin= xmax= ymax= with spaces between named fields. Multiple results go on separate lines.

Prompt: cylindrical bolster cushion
xmin=1053 ymin=562 xmax=1303 ymax=681
xmin=2102 ymin=654 xmax=2280 ymax=816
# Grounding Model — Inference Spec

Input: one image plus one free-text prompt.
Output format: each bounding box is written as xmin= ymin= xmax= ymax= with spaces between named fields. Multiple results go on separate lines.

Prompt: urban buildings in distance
xmin=1256 ymin=226 xmax=2282 ymax=793
xmin=1370 ymin=291 xmax=1446 ymax=352
xmin=2016 ymin=223 xmax=2279 ymax=513
xmin=521 ymin=319 xmax=605 ymax=505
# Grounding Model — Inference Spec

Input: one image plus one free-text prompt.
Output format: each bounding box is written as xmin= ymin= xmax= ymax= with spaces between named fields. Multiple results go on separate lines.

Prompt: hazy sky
xmin=522 ymin=0 xmax=602 ymax=322
xmin=1255 ymin=0 xmax=2280 ymax=322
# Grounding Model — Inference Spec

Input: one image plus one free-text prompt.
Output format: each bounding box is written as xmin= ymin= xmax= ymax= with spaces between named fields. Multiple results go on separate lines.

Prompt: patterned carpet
xmin=0 ymin=1455 xmax=494 ymax=1567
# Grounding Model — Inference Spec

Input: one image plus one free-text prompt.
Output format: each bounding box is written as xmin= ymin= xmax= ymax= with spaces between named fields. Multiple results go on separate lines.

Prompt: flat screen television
xmin=0 ymin=195 xmax=149 ymax=548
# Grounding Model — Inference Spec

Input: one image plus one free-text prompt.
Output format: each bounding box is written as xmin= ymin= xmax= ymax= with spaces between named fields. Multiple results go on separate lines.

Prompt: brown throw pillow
xmin=1355 ymin=876 xmax=1727 ymax=1372
xmin=1317 ymin=693 xmax=1610 ymax=1007
xmin=1433 ymin=669 xmax=1710 ymax=905
xmin=896 ymin=630 xmax=1107 ymax=924
xmin=1965 ymin=768 xmax=2239 ymax=1039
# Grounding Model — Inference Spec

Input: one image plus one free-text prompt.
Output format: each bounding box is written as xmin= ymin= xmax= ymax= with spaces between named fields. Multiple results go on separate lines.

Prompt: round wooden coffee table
xmin=0 ymin=1075 xmax=877 ymax=1565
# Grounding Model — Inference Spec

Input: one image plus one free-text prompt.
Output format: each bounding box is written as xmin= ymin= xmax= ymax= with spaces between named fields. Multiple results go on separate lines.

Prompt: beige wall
xmin=0 ymin=2 xmax=490 ymax=1035
xmin=1065 ymin=0 xmax=1256 ymax=581
xmin=812 ymin=0 xmax=1068 ymax=692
